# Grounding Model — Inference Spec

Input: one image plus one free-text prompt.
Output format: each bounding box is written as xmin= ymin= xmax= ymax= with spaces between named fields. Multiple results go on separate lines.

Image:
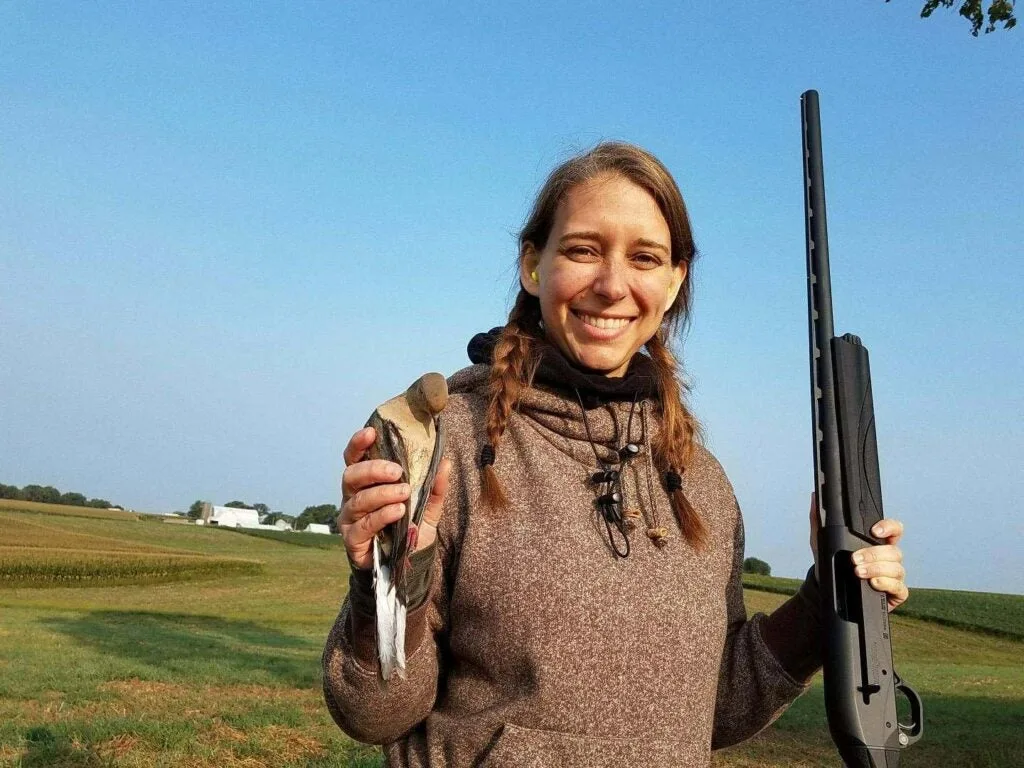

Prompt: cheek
xmin=541 ymin=271 xmax=587 ymax=311
xmin=636 ymin=278 xmax=669 ymax=317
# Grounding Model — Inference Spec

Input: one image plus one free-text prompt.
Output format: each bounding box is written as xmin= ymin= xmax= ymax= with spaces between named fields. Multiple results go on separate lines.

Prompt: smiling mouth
xmin=573 ymin=311 xmax=635 ymax=330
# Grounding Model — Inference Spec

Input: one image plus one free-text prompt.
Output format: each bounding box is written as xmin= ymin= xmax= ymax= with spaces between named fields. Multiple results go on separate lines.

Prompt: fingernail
xmin=853 ymin=552 xmax=865 ymax=564
xmin=856 ymin=566 xmax=868 ymax=577
xmin=873 ymin=524 xmax=885 ymax=536
xmin=388 ymin=464 xmax=402 ymax=479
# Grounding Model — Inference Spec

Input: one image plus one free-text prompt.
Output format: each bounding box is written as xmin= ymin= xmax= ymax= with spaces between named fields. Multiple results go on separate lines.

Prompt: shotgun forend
xmin=801 ymin=89 xmax=924 ymax=767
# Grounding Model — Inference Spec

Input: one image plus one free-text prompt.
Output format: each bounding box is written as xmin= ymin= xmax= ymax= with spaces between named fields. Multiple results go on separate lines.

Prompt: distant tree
xmin=743 ymin=557 xmax=772 ymax=576
xmin=87 ymin=498 xmax=112 ymax=509
xmin=888 ymin=0 xmax=1016 ymax=34
xmin=296 ymin=503 xmax=339 ymax=533
xmin=187 ymin=500 xmax=205 ymax=520
xmin=224 ymin=500 xmax=254 ymax=509
xmin=253 ymin=502 xmax=269 ymax=516
xmin=60 ymin=492 xmax=88 ymax=507
xmin=22 ymin=485 xmax=61 ymax=504
xmin=0 ymin=484 xmax=22 ymax=500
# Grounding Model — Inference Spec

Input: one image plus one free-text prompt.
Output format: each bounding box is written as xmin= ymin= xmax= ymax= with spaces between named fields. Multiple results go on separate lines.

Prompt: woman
xmin=323 ymin=143 xmax=909 ymax=767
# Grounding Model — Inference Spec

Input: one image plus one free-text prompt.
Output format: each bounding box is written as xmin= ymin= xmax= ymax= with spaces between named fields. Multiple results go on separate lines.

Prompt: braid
xmin=480 ymin=291 xmax=542 ymax=509
xmin=646 ymin=331 xmax=708 ymax=550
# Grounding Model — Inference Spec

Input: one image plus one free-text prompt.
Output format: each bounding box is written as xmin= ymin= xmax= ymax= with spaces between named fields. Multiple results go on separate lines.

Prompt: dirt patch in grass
xmin=257 ymin=724 xmax=325 ymax=761
xmin=97 ymin=678 xmax=314 ymax=714
xmin=95 ymin=733 xmax=140 ymax=760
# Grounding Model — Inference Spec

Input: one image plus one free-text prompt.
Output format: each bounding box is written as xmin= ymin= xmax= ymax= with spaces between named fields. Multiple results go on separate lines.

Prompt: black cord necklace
xmin=575 ymin=389 xmax=642 ymax=559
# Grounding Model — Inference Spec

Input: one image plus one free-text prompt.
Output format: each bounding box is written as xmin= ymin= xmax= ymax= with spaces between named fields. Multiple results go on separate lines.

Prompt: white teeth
xmin=577 ymin=313 xmax=631 ymax=330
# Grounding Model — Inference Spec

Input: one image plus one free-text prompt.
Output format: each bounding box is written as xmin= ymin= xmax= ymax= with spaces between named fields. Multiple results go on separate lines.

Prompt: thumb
xmin=420 ymin=458 xmax=451 ymax=530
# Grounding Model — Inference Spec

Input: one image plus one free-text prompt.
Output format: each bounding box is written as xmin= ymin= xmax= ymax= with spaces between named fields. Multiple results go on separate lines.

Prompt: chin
xmin=572 ymin=348 xmax=631 ymax=375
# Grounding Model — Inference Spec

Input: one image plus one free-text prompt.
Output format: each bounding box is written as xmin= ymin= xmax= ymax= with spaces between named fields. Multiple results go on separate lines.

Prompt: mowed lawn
xmin=1 ymin=506 xmax=1022 ymax=767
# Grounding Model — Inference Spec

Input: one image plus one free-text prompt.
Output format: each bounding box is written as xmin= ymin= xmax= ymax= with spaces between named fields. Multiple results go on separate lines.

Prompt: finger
xmin=888 ymin=584 xmax=910 ymax=611
xmin=867 ymin=576 xmax=909 ymax=607
xmin=869 ymin=518 xmax=904 ymax=545
xmin=851 ymin=544 xmax=903 ymax=566
xmin=343 ymin=427 xmax=376 ymax=467
xmin=344 ymin=502 xmax=407 ymax=550
xmin=420 ymin=458 xmax=451 ymax=530
xmin=808 ymin=492 xmax=820 ymax=535
xmin=342 ymin=459 xmax=404 ymax=500
xmin=854 ymin=560 xmax=906 ymax=583
xmin=339 ymin=483 xmax=411 ymax=524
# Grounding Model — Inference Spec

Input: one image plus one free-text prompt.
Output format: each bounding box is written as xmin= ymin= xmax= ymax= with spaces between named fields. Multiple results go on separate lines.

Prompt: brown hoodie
xmin=323 ymin=362 xmax=822 ymax=767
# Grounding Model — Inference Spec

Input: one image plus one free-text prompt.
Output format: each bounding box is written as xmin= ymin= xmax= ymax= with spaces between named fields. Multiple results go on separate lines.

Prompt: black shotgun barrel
xmin=801 ymin=89 xmax=923 ymax=767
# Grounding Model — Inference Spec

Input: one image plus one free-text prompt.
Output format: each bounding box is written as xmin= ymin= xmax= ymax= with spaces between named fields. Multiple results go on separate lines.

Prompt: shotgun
xmin=801 ymin=89 xmax=924 ymax=767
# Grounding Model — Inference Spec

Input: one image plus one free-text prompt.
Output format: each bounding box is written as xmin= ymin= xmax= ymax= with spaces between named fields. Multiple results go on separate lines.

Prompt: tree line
xmin=0 ymin=483 xmax=118 ymax=510
xmin=186 ymin=499 xmax=339 ymax=533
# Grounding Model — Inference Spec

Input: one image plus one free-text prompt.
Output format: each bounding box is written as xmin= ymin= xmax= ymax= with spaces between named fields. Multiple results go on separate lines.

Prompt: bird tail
xmin=372 ymin=536 xmax=407 ymax=682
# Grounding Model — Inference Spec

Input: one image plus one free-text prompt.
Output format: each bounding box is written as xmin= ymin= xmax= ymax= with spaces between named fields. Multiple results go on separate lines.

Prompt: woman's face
xmin=520 ymin=173 xmax=685 ymax=377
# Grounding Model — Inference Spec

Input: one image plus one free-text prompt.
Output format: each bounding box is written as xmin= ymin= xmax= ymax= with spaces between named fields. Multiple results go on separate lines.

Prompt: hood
xmin=465 ymin=327 xmax=660 ymax=409
xmin=446 ymin=327 xmax=663 ymax=449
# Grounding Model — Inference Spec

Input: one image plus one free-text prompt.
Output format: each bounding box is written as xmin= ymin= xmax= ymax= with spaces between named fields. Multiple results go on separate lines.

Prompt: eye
xmin=561 ymin=245 xmax=599 ymax=261
xmin=632 ymin=252 xmax=664 ymax=268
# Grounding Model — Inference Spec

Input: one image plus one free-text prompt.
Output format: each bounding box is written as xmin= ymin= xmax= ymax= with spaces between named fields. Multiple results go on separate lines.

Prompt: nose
xmin=591 ymin=256 xmax=629 ymax=303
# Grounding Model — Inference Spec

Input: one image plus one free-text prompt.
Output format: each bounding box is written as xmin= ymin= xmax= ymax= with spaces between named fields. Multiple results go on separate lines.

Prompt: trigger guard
xmin=893 ymin=672 xmax=924 ymax=746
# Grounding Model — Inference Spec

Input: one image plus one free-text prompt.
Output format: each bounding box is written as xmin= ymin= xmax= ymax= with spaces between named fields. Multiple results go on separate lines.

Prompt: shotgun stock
xmin=801 ymin=89 xmax=924 ymax=767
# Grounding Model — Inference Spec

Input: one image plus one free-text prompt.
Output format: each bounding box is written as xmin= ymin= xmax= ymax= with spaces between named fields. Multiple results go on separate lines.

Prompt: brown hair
xmin=481 ymin=142 xmax=707 ymax=549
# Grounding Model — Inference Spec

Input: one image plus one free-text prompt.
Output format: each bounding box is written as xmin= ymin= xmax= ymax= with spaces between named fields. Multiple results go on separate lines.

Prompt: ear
xmin=519 ymin=243 xmax=541 ymax=297
xmin=665 ymin=262 xmax=686 ymax=313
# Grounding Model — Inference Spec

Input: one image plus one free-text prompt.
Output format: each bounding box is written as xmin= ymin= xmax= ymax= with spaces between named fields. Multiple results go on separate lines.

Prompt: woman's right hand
xmin=338 ymin=426 xmax=450 ymax=571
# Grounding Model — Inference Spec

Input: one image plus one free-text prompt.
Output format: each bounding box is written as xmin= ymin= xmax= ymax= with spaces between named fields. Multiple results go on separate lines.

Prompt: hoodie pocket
xmin=478 ymin=722 xmax=688 ymax=768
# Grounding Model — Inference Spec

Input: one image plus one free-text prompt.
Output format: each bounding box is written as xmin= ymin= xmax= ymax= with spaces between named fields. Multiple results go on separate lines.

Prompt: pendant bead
xmin=618 ymin=443 xmax=641 ymax=460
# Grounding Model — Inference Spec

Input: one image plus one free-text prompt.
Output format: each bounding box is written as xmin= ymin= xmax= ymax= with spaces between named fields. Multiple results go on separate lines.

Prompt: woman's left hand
xmin=810 ymin=494 xmax=909 ymax=612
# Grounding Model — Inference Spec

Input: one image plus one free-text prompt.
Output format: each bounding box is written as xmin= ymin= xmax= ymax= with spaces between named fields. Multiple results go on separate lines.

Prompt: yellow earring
xmin=531 ymin=270 xmax=539 ymax=283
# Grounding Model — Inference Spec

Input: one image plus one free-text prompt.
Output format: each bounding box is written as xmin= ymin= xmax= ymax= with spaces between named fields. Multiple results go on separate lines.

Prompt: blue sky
xmin=1 ymin=2 xmax=1021 ymax=593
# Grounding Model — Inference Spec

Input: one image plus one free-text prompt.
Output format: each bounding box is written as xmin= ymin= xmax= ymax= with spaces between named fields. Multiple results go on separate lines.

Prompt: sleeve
xmin=711 ymin=510 xmax=823 ymax=750
xmin=320 ymin=538 xmax=449 ymax=745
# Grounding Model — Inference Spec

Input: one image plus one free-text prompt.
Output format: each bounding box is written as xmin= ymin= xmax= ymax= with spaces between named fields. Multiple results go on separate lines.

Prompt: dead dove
xmin=364 ymin=372 xmax=448 ymax=681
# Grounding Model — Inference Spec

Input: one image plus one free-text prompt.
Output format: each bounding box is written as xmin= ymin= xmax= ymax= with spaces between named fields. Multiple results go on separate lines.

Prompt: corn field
xmin=0 ymin=498 xmax=142 ymax=521
xmin=0 ymin=550 xmax=262 ymax=587
xmin=0 ymin=511 xmax=263 ymax=588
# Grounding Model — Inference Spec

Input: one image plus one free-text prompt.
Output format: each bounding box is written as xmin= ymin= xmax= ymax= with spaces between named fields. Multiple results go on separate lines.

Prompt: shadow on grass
xmin=20 ymin=726 xmax=108 ymax=768
xmin=721 ymin=687 xmax=1024 ymax=767
xmin=17 ymin=724 xmax=385 ymax=767
xmin=17 ymin=724 xmax=383 ymax=768
xmin=42 ymin=610 xmax=321 ymax=687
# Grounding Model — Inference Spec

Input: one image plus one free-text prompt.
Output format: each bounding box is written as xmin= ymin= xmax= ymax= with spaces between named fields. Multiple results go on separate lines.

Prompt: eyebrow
xmin=559 ymin=231 xmax=669 ymax=254
xmin=634 ymin=237 xmax=670 ymax=254
xmin=559 ymin=231 xmax=603 ymax=244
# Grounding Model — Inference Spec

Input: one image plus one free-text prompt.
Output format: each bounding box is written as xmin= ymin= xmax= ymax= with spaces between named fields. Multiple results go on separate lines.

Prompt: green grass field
xmin=743 ymin=573 xmax=1024 ymax=640
xmin=0 ymin=501 xmax=1021 ymax=767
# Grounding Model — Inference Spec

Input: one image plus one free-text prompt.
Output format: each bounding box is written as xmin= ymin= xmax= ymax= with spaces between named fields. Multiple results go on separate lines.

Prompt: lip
xmin=571 ymin=310 xmax=635 ymax=340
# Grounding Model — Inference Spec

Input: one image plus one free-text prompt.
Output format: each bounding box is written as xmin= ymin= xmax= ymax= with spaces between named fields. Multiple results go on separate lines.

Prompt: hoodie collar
xmin=467 ymin=327 xmax=660 ymax=409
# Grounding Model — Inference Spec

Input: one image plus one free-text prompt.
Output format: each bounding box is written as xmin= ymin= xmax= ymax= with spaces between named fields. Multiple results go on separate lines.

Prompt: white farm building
xmin=200 ymin=503 xmax=290 ymax=531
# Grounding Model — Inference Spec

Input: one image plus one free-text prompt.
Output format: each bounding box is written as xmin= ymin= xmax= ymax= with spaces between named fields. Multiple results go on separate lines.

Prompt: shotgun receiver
xmin=801 ymin=90 xmax=924 ymax=767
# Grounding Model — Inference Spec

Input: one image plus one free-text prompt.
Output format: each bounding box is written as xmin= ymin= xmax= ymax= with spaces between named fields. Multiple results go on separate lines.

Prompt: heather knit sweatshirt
xmin=323 ymin=359 xmax=822 ymax=767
